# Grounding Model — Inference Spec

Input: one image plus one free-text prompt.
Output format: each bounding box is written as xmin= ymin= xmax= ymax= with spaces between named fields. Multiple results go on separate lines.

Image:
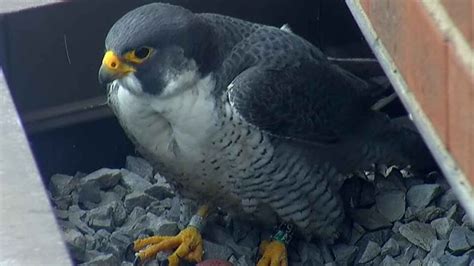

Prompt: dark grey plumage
xmin=101 ymin=3 xmax=433 ymax=241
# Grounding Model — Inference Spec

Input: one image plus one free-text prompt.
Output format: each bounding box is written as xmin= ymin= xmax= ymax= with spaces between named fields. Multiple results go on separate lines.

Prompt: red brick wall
xmin=359 ymin=0 xmax=473 ymax=181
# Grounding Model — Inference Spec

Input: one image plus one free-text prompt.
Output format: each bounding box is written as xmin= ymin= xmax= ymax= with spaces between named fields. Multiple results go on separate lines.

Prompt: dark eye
xmin=134 ymin=47 xmax=150 ymax=59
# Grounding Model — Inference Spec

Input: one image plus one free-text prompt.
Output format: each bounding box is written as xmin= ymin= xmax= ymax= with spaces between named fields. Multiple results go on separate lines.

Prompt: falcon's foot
xmin=257 ymin=240 xmax=288 ymax=266
xmin=133 ymin=226 xmax=203 ymax=266
xmin=257 ymin=223 xmax=293 ymax=266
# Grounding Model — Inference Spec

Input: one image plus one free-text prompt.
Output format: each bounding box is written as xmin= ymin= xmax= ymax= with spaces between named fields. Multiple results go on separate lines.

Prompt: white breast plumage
xmin=112 ymin=74 xmax=219 ymax=166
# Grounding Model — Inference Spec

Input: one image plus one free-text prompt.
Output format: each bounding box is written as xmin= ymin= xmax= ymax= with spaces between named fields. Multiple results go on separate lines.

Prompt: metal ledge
xmin=0 ymin=68 xmax=71 ymax=265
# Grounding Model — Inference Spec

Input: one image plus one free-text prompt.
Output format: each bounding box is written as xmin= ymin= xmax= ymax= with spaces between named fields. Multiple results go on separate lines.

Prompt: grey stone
xmin=52 ymin=194 xmax=73 ymax=210
xmin=438 ymin=254 xmax=470 ymax=266
xmin=54 ymin=208 xmax=69 ymax=220
xmin=124 ymin=207 xmax=146 ymax=225
xmin=431 ymin=217 xmax=457 ymax=239
xmin=100 ymin=191 xmax=122 ymax=206
xmin=156 ymin=221 xmax=179 ymax=236
xmin=351 ymin=207 xmax=392 ymax=230
xmin=69 ymin=205 xmax=95 ymax=235
xmin=332 ymin=244 xmax=357 ymax=266
xmin=110 ymin=231 xmax=131 ymax=252
xmin=78 ymin=181 xmax=102 ymax=206
xmin=448 ymin=226 xmax=473 ymax=252
xmin=380 ymin=255 xmax=401 ymax=266
xmin=396 ymin=245 xmax=417 ymax=265
xmin=87 ymin=204 xmax=114 ymax=231
xmin=410 ymin=259 xmax=422 ymax=266
xmin=80 ymin=254 xmax=120 ymax=266
xmin=358 ymin=241 xmax=381 ymax=264
xmin=126 ymin=156 xmax=154 ymax=181
xmin=426 ymin=240 xmax=448 ymax=260
xmin=82 ymin=250 xmax=104 ymax=264
xmin=414 ymin=206 xmax=444 ymax=223
xmin=357 ymin=229 xmax=393 ymax=247
xmin=298 ymin=242 xmax=323 ymax=264
xmin=112 ymin=185 xmax=128 ymax=201
xmin=381 ymin=238 xmax=400 ymax=257
xmin=375 ymin=190 xmax=406 ymax=222
xmin=82 ymin=168 xmax=121 ymax=189
xmin=399 ymin=221 xmax=436 ymax=251
xmin=63 ymin=228 xmax=86 ymax=261
xmin=49 ymin=174 xmax=77 ymax=197
xmin=349 ymin=223 xmax=365 ymax=245
xmin=465 ymin=249 xmax=474 ymax=262
xmin=413 ymin=246 xmax=427 ymax=260
xmin=110 ymin=201 xmax=127 ymax=227
xmin=392 ymin=221 xmax=403 ymax=234
xmin=203 ymin=240 xmax=233 ymax=260
xmin=122 ymin=212 xmax=164 ymax=239
xmin=235 ymin=255 xmax=253 ymax=266
xmin=438 ymin=189 xmax=459 ymax=210
xmin=146 ymin=198 xmax=172 ymax=216
xmin=121 ymin=169 xmax=152 ymax=192
xmin=407 ymin=184 xmax=442 ymax=208
xmin=85 ymin=234 xmax=96 ymax=250
xmin=391 ymin=233 xmax=411 ymax=250
xmin=447 ymin=204 xmax=465 ymax=223
xmin=124 ymin=192 xmax=156 ymax=213
xmin=93 ymin=229 xmax=111 ymax=251
xmin=153 ymin=173 xmax=171 ymax=188
xmin=423 ymin=257 xmax=442 ymax=266
xmin=462 ymin=214 xmax=474 ymax=230
xmin=145 ymin=184 xmax=174 ymax=200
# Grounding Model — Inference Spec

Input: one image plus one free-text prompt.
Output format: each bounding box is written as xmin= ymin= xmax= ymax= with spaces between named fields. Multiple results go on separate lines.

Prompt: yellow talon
xmin=257 ymin=240 xmax=288 ymax=266
xmin=133 ymin=226 xmax=203 ymax=266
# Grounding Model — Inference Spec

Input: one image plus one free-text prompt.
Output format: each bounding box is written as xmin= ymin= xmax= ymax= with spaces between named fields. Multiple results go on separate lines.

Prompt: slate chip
xmin=125 ymin=156 xmax=154 ymax=182
xmin=431 ymin=217 xmax=457 ymax=239
xmin=448 ymin=226 xmax=473 ymax=252
xmin=358 ymin=241 xmax=381 ymax=264
xmin=406 ymin=184 xmax=442 ymax=208
xmin=121 ymin=169 xmax=153 ymax=192
xmin=381 ymin=238 xmax=400 ymax=257
xmin=331 ymin=244 xmax=358 ymax=266
xmin=399 ymin=221 xmax=436 ymax=251
xmin=123 ymin=192 xmax=157 ymax=213
xmin=82 ymin=168 xmax=122 ymax=189
xmin=351 ymin=207 xmax=392 ymax=230
xmin=79 ymin=254 xmax=120 ymax=266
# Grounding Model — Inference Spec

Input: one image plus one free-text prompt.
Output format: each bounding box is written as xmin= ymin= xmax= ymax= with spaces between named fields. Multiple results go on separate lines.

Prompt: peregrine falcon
xmin=98 ymin=3 xmax=432 ymax=265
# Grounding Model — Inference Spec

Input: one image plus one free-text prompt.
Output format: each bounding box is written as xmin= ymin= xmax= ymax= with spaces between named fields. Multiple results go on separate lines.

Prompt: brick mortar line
xmin=421 ymin=0 xmax=474 ymax=77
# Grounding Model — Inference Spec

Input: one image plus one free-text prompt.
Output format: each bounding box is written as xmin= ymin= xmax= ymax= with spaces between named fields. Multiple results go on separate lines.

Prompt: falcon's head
xmin=98 ymin=3 xmax=215 ymax=96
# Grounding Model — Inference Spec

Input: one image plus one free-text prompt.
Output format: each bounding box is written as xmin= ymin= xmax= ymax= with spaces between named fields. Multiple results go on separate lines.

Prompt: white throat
xmin=113 ymin=72 xmax=218 ymax=161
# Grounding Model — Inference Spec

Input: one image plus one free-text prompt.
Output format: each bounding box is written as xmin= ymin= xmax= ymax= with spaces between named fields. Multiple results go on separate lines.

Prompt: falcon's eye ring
xmin=134 ymin=47 xmax=151 ymax=59
xmin=124 ymin=46 xmax=153 ymax=64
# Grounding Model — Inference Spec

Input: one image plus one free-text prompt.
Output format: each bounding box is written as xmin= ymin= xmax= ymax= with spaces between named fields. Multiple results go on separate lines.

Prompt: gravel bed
xmin=48 ymin=156 xmax=474 ymax=265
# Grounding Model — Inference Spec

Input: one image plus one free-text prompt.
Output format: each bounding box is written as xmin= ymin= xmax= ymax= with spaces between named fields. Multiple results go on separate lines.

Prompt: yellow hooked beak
xmin=98 ymin=51 xmax=135 ymax=84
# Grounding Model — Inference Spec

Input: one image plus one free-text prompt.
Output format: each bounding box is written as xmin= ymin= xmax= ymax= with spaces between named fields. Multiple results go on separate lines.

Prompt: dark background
xmin=0 ymin=0 xmax=375 ymax=180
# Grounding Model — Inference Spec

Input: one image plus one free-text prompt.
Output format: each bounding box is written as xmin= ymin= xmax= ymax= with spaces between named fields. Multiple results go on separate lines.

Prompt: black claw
xmin=133 ymin=255 xmax=142 ymax=266
xmin=125 ymin=243 xmax=137 ymax=262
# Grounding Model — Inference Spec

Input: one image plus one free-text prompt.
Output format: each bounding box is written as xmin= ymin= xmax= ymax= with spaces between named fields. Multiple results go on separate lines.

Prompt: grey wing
xmin=227 ymin=57 xmax=374 ymax=145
